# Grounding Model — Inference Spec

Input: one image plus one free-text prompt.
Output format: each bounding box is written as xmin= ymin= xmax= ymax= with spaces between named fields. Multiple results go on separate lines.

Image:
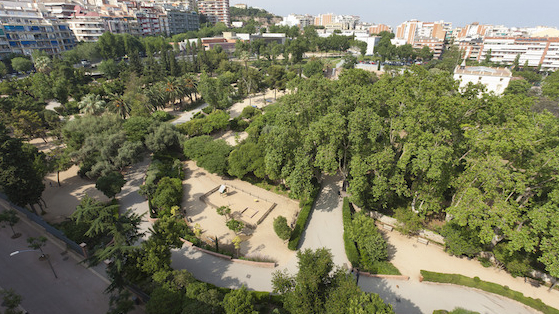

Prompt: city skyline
xmin=239 ymin=0 xmax=559 ymax=29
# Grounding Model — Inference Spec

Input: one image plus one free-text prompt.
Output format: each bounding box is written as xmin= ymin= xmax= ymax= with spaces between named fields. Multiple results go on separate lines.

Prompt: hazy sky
xmin=238 ymin=0 xmax=559 ymax=29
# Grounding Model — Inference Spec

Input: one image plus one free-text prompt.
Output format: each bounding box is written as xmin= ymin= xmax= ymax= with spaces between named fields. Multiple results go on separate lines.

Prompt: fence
xmin=0 ymin=193 xmax=84 ymax=256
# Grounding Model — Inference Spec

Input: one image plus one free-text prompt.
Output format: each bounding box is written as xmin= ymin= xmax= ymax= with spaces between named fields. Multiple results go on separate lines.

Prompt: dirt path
xmin=228 ymin=89 xmax=286 ymax=118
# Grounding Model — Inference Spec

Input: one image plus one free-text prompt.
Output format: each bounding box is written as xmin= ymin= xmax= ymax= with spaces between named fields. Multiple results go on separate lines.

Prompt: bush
xmin=273 ymin=216 xmax=292 ymax=241
xmin=151 ymin=177 xmax=183 ymax=215
xmin=183 ymin=137 xmax=232 ymax=176
xmin=226 ymin=219 xmax=244 ymax=233
xmin=420 ymin=270 xmax=559 ymax=314
xmin=288 ymin=188 xmax=319 ymax=250
xmin=348 ymin=212 xmax=388 ymax=269
xmin=202 ymin=106 xmax=213 ymax=114
xmin=152 ymin=110 xmax=173 ymax=122
xmin=342 ymin=198 xmax=359 ymax=267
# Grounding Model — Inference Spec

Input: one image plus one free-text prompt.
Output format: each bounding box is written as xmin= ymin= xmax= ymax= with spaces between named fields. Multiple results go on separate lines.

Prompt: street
xmin=0 ymin=203 xmax=111 ymax=314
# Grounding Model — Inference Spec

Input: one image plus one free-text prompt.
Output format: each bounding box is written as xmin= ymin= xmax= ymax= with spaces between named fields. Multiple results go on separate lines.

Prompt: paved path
xmin=358 ymin=278 xmax=537 ymax=314
xmin=117 ymin=156 xmax=152 ymax=240
xmin=170 ymin=103 xmax=209 ymax=125
xmin=297 ymin=175 xmax=350 ymax=269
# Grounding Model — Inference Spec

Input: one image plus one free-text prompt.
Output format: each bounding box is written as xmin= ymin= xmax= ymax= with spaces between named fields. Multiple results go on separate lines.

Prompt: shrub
xmin=226 ymin=219 xmax=244 ymax=233
xmin=478 ymin=257 xmax=492 ymax=268
xmin=288 ymin=187 xmax=319 ymax=250
xmin=342 ymin=198 xmax=359 ymax=267
xmin=151 ymin=177 xmax=183 ymax=215
xmin=152 ymin=110 xmax=173 ymax=122
xmin=273 ymin=216 xmax=292 ymax=241
xmin=348 ymin=212 xmax=388 ymax=269
xmin=202 ymin=106 xmax=213 ymax=114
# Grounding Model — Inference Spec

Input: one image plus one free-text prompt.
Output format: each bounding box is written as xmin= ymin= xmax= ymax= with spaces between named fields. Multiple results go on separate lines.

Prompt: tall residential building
xmin=396 ymin=20 xmax=447 ymax=44
xmin=0 ymin=0 xmax=75 ymax=58
xmin=160 ymin=3 xmax=199 ymax=35
xmin=198 ymin=0 xmax=230 ymax=27
xmin=394 ymin=20 xmax=447 ymax=58
xmin=369 ymin=24 xmax=392 ymax=35
xmin=314 ymin=13 xmax=333 ymax=26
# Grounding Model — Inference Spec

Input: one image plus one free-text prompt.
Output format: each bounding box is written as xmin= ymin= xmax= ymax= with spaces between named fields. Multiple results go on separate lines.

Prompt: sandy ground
xmin=382 ymin=229 xmax=559 ymax=310
xmin=182 ymin=160 xmax=298 ymax=264
xmin=26 ymin=138 xmax=109 ymax=224
xmin=41 ymin=165 xmax=109 ymax=224
xmin=213 ymin=129 xmax=248 ymax=146
xmin=228 ymin=89 xmax=287 ymax=119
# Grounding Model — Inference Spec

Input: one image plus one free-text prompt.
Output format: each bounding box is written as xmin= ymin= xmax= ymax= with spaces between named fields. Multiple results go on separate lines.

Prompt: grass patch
xmin=420 ymin=270 xmax=559 ymax=314
xmin=366 ymin=261 xmax=401 ymax=275
xmin=288 ymin=188 xmax=319 ymax=250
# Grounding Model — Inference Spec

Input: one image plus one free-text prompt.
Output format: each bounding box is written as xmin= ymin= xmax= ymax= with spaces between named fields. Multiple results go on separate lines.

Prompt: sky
xmin=239 ymin=0 xmax=559 ymax=29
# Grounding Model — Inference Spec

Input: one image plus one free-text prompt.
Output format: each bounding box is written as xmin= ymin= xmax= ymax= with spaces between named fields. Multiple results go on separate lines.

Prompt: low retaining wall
xmin=200 ymin=185 xmax=221 ymax=201
xmin=231 ymin=258 xmax=276 ymax=268
xmin=180 ymin=238 xmax=276 ymax=268
xmin=191 ymin=246 xmax=232 ymax=260
xmin=358 ymin=271 xmax=410 ymax=280
xmin=257 ymin=203 xmax=277 ymax=225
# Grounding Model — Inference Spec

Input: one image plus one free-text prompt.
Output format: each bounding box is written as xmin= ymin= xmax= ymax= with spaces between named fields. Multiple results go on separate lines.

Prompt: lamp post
xmin=10 ymin=249 xmax=58 ymax=279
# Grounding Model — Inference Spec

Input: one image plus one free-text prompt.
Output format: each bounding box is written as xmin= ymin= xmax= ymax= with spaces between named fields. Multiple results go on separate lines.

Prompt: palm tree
xmin=78 ymin=94 xmax=107 ymax=115
xmin=108 ymin=93 xmax=131 ymax=119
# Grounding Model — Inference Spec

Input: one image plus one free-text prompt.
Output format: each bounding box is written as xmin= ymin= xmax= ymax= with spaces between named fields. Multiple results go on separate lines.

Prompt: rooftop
xmin=454 ymin=66 xmax=512 ymax=77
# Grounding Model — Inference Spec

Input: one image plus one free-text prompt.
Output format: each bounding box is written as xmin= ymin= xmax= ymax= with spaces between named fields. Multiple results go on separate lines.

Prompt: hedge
xmin=288 ymin=188 xmax=320 ymax=250
xmin=420 ymin=270 xmax=559 ymax=314
xmin=342 ymin=197 xmax=360 ymax=267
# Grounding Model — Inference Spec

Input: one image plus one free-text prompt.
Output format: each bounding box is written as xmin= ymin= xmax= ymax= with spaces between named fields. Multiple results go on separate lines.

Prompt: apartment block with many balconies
xmin=0 ymin=0 xmax=75 ymax=58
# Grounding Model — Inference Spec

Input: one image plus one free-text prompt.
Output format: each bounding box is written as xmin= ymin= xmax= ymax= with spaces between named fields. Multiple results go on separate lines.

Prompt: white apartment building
xmin=198 ymin=0 xmax=230 ymax=27
xmin=480 ymin=37 xmax=559 ymax=71
xmin=454 ymin=64 xmax=512 ymax=95
xmin=278 ymin=14 xmax=314 ymax=28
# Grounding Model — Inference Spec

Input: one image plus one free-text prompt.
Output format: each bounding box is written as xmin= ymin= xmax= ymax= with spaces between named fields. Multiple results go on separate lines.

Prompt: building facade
xmin=198 ymin=0 xmax=230 ymax=27
xmin=0 ymin=0 xmax=75 ymax=58
xmin=480 ymin=37 xmax=559 ymax=71
xmin=454 ymin=64 xmax=512 ymax=95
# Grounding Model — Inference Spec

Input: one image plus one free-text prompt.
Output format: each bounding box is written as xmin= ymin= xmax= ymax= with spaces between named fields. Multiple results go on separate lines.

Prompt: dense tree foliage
xmin=272 ymin=248 xmax=394 ymax=314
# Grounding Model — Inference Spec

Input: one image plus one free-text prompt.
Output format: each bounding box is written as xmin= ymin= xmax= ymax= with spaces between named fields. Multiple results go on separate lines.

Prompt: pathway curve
xmin=170 ymin=102 xmax=209 ymax=125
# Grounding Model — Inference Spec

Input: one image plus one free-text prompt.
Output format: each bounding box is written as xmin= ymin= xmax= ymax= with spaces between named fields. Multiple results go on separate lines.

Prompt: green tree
xmin=78 ymin=94 xmax=107 ymax=115
xmin=0 ymin=124 xmax=45 ymax=213
xmin=303 ymin=58 xmax=324 ymax=77
xmin=226 ymin=219 xmax=244 ymax=233
xmin=11 ymin=57 xmax=33 ymax=73
xmin=0 ymin=288 xmax=23 ymax=314
xmin=95 ymin=171 xmax=126 ymax=199
xmin=144 ymin=123 xmax=181 ymax=154
xmin=223 ymin=286 xmax=257 ymax=314
xmin=99 ymin=59 xmax=120 ymax=79
xmin=504 ymin=79 xmax=531 ymax=96
xmin=27 ymin=236 xmax=47 ymax=254
xmin=0 ymin=209 xmax=21 ymax=238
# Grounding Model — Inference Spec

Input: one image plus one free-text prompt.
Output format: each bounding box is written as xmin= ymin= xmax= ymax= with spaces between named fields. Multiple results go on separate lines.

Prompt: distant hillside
xmin=230 ymin=6 xmax=282 ymax=26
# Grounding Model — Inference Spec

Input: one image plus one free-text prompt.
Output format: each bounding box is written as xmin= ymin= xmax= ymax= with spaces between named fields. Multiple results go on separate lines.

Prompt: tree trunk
xmin=57 ymin=171 xmax=61 ymax=187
